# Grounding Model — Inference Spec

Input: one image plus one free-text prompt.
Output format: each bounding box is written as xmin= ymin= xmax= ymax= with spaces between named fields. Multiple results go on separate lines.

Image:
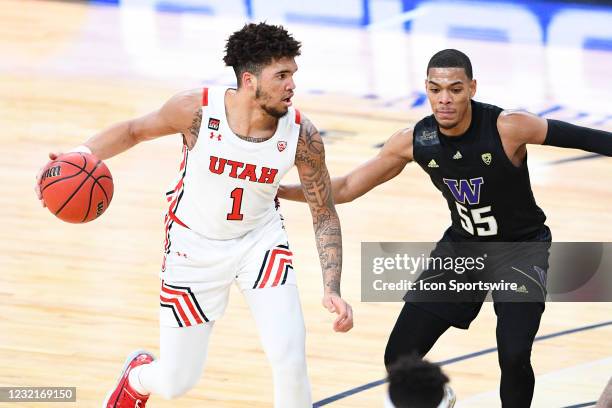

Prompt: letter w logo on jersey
xmin=253 ymin=245 xmax=293 ymax=289
xmin=443 ymin=177 xmax=484 ymax=205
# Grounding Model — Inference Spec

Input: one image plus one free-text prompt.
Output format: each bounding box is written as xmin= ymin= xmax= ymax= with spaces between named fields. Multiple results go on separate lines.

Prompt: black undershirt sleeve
xmin=544 ymin=119 xmax=612 ymax=156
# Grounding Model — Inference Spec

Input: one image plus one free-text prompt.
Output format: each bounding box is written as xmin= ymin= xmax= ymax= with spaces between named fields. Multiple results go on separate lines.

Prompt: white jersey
xmin=165 ymin=87 xmax=301 ymax=240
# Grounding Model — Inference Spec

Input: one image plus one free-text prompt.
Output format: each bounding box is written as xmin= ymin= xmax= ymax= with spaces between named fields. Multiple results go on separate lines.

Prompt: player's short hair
xmin=388 ymin=355 xmax=449 ymax=408
xmin=223 ymin=22 xmax=302 ymax=87
xmin=427 ymin=49 xmax=473 ymax=80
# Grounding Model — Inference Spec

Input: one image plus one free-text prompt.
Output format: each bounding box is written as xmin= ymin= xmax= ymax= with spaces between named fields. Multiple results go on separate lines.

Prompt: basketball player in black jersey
xmin=279 ymin=49 xmax=612 ymax=407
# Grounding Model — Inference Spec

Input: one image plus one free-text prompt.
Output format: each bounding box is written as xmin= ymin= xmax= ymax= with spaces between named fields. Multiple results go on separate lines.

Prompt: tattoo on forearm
xmin=296 ymin=117 xmax=342 ymax=294
xmin=182 ymin=108 xmax=202 ymax=149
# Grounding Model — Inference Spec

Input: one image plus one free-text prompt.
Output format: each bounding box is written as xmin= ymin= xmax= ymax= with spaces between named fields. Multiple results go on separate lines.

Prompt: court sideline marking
xmin=457 ymin=357 xmax=612 ymax=406
xmin=313 ymin=320 xmax=612 ymax=406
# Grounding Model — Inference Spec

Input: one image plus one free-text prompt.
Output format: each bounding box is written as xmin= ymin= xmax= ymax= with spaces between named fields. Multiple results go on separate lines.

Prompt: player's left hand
xmin=35 ymin=151 xmax=63 ymax=207
xmin=322 ymin=292 xmax=354 ymax=333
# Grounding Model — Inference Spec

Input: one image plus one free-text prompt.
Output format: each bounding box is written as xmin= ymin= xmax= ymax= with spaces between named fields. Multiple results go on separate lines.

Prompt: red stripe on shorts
xmin=160 ymin=295 xmax=191 ymax=326
xmin=258 ymin=248 xmax=293 ymax=288
xmin=161 ymin=284 xmax=203 ymax=325
xmin=272 ymin=257 xmax=293 ymax=287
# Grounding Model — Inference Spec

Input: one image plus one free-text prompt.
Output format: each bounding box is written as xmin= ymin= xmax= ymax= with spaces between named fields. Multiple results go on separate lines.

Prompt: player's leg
xmin=384 ymin=302 xmax=451 ymax=368
xmin=135 ymin=322 xmax=214 ymax=399
xmin=494 ymin=302 xmax=543 ymax=408
xmin=104 ymin=322 xmax=215 ymax=407
xmin=386 ymin=234 xmax=484 ymax=368
xmin=243 ymin=285 xmax=311 ymax=408
xmin=237 ymin=216 xmax=311 ymax=407
xmin=104 ymin=221 xmax=236 ymax=407
xmin=493 ymin=229 xmax=550 ymax=407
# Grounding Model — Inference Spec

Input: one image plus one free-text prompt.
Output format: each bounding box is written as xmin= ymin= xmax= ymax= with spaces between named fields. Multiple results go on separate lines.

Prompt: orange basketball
xmin=39 ymin=152 xmax=114 ymax=223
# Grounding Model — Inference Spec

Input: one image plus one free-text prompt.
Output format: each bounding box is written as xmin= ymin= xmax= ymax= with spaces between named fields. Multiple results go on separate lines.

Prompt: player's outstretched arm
xmin=81 ymin=89 xmax=203 ymax=160
xmin=35 ymin=90 xmax=202 ymax=206
xmin=498 ymin=110 xmax=612 ymax=156
xmin=280 ymin=127 xmax=414 ymax=204
xmin=295 ymin=116 xmax=353 ymax=333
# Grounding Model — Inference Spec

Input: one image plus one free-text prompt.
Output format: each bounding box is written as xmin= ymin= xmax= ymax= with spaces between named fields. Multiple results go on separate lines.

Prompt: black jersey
xmin=413 ymin=100 xmax=546 ymax=241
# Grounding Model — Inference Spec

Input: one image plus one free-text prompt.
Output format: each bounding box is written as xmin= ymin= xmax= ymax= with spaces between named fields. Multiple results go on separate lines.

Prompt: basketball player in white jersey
xmin=35 ymin=23 xmax=353 ymax=408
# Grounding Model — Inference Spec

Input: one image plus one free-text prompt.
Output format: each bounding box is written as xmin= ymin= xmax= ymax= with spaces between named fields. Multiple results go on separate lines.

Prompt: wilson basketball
xmin=39 ymin=152 xmax=114 ymax=223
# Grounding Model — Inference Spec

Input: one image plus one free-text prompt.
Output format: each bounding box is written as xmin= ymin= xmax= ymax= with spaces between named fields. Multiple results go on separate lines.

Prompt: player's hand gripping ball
xmin=38 ymin=152 xmax=114 ymax=223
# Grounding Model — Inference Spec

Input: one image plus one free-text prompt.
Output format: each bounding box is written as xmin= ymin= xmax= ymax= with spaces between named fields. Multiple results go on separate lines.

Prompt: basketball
xmin=39 ymin=152 xmax=114 ymax=223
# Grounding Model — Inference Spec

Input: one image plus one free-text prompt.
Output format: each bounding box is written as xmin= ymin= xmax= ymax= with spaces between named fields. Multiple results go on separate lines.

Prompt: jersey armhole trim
xmin=202 ymin=87 xmax=209 ymax=106
xmin=295 ymin=108 xmax=301 ymax=125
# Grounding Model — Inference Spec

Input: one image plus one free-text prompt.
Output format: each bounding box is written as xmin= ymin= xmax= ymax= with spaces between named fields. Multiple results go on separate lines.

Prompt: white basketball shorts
xmin=158 ymin=214 xmax=296 ymax=327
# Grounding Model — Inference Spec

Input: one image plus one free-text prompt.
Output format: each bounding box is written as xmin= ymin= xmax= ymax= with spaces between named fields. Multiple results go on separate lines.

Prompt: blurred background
xmin=1 ymin=0 xmax=611 ymax=407
xmin=6 ymin=0 xmax=612 ymax=120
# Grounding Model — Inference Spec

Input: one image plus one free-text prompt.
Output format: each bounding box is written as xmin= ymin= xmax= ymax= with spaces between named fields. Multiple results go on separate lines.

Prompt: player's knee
xmin=269 ymin=344 xmax=307 ymax=381
xmin=157 ymin=379 xmax=197 ymax=400
xmin=384 ymin=331 xmax=422 ymax=370
xmin=384 ymin=326 xmax=404 ymax=368
xmin=157 ymin=368 xmax=200 ymax=399
xmin=265 ymin=324 xmax=306 ymax=366
xmin=384 ymin=341 xmax=397 ymax=369
xmin=272 ymin=358 xmax=308 ymax=393
xmin=498 ymin=344 xmax=531 ymax=372
xmin=265 ymin=332 xmax=308 ymax=386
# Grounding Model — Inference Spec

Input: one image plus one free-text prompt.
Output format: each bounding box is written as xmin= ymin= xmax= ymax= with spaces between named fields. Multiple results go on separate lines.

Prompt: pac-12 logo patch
xmin=481 ymin=152 xmax=492 ymax=165
xmin=277 ymin=141 xmax=287 ymax=152
xmin=208 ymin=118 xmax=220 ymax=131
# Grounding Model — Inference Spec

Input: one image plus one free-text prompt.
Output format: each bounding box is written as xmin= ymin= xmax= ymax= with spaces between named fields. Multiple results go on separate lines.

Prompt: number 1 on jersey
xmin=227 ymin=188 xmax=244 ymax=221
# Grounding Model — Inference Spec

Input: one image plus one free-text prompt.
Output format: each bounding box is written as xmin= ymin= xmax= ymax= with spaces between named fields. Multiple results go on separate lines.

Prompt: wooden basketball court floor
xmin=0 ymin=1 xmax=610 ymax=407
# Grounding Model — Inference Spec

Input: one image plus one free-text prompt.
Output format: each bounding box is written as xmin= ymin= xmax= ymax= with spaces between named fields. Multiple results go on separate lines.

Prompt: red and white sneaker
xmin=103 ymin=350 xmax=154 ymax=408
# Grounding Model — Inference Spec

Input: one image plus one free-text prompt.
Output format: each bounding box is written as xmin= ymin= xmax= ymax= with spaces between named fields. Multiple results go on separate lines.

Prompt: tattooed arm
xmin=296 ymin=115 xmax=354 ymax=333
xmin=34 ymin=90 xmax=202 ymax=206
xmin=77 ymin=90 xmax=202 ymax=160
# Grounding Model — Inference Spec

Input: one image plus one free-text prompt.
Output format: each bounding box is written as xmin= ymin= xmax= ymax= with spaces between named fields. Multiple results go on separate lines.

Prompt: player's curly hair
xmin=388 ymin=354 xmax=449 ymax=408
xmin=223 ymin=22 xmax=301 ymax=87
